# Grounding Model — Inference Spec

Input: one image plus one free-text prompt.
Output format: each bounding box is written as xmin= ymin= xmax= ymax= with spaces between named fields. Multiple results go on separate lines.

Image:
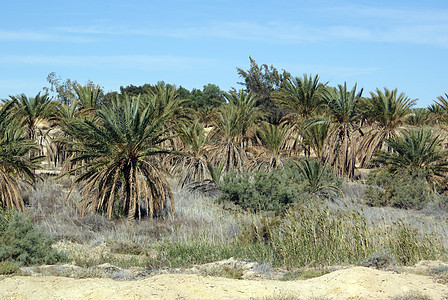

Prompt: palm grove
xmin=2 ymin=58 xmax=448 ymax=219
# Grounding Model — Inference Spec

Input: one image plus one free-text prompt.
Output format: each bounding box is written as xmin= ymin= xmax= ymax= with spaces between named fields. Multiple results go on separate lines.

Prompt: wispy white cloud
xmin=0 ymin=30 xmax=93 ymax=43
xmin=0 ymin=54 xmax=218 ymax=70
xmin=325 ymin=24 xmax=448 ymax=47
xmin=327 ymin=4 xmax=448 ymax=24
xmin=53 ymin=12 xmax=448 ymax=48
xmin=279 ymin=63 xmax=380 ymax=79
xmin=4 ymin=4 xmax=448 ymax=48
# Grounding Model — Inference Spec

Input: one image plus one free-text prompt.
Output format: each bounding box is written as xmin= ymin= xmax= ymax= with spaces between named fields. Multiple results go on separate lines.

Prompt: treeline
xmin=1 ymin=57 xmax=448 ymax=219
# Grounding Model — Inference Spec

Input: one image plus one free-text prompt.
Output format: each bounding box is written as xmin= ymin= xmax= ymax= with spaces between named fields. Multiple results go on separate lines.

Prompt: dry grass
xmin=19 ymin=176 xmax=448 ymax=271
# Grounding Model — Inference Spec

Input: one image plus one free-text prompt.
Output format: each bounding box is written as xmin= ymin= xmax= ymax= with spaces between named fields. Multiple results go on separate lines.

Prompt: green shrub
xmin=364 ymin=170 xmax=433 ymax=209
xmin=281 ymin=269 xmax=330 ymax=281
xmin=0 ymin=212 xmax=66 ymax=266
xmin=0 ymin=261 xmax=19 ymax=275
xmin=218 ymin=161 xmax=341 ymax=214
xmin=358 ymin=252 xmax=394 ymax=269
xmin=0 ymin=207 xmax=13 ymax=234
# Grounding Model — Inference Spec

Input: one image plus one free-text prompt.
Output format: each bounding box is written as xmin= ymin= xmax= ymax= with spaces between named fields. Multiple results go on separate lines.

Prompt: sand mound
xmin=1 ymin=265 xmax=448 ymax=299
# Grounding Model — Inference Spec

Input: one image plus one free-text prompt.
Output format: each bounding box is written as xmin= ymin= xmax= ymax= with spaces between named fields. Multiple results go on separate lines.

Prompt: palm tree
xmin=433 ymin=93 xmax=448 ymax=125
xmin=406 ymin=108 xmax=430 ymax=126
xmin=208 ymin=90 xmax=263 ymax=172
xmin=62 ymin=95 xmax=176 ymax=220
xmin=169 ymin=120 xmax=211 ymax=188
xmin=294 ymin=157 xmax=343 ymax=197
xmin=72 ymin=83 xmax=102 ymax=112
xmin=358 ymin=88 xmax=415 ymax=166
xmin=145 ymin=84 xmax=194 ymax=153
xmin=9 ymin=92 xmax=55 ymax=157
xmin=252 ymin=122 xmax=293 ymax=170
xmin=0 ymin=101 xmax=41 ymax=210
xmin=273 ymin=74 xmax=326 ymax=119
xmin=272 ymin=74 xmax=327 ymax=156
xmin=300 ymin=116 xmax=331 ymax=162
xmin=371 ymin=128 xmax=448 ymax=191
xmin=323 ymin=82 xmax=363 ymax=178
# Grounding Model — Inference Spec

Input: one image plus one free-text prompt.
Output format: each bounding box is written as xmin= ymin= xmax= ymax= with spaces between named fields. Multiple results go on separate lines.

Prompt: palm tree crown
xmin=372 ymin=129 xmax=448 ymax=190
xmin=358 ymin=88 xmax=415 ymax=166
xmin=63 ymin=95 xmax=176 ymax=219
xmin=0 ymin=101 xmax=41 ymax=210
xmin=273 ymin=74 xmax=325 ymax=119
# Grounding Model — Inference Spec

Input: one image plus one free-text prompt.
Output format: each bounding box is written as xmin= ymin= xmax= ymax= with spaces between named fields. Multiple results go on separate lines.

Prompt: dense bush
xmin=364 ymin=169 xmax=436 ymax=209
xmin=0 ymin=211 xmax=66 ymax=266
xmin=218 ymin=161 xmax=341 ymax=214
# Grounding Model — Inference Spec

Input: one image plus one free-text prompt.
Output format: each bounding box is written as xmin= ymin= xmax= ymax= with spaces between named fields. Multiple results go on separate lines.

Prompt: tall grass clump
xmin=385 ymin=221 xmax=447 ymax=265
xmin=267 ymin=202 xmax=373 ymax=267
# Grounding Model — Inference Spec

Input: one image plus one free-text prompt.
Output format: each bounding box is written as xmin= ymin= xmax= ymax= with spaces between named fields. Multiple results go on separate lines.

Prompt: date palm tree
xmin=9 ymin=92 xmax=55 ymax=158
xmin=208 ymin=90 xmax=263 ymax=172
xmin=169 ymin=120 xmax=211 ymax=188
xmin=358 ymin=88 xmax=415 ymax=166
xmin=73 ymin=83 xmax=102 ymax=111
xmin=294 ymin=157 xmax=343 ymax=197
xmin=252 ymin=122 xmax=293 ymax=170
xmin=273 ymin=74 xmax=326 ymax=120
xmin=63 ymin=95 xmax=176 ymax=220
xmin=372 ymin=128 xmax=448 ymax=191
xmin=323 ymin=82 xmax=363 ymax=178
xmin=0 ymin=101 xmax=41 ymax=210
xmin=300 ymin=116 xmax=331 ymax=162
xmin=272 ymin=74 xmax=327 ymax=155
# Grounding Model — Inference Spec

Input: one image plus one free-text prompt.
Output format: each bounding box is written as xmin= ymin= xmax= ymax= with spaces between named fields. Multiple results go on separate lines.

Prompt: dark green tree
xmin=237 ymin=57 xmax=290 ymax=123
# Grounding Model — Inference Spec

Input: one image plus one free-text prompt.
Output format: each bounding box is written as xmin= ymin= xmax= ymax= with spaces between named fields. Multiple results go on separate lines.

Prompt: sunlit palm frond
xmin=0 ymin=102 xmax=41 ymax=210
xmin=357 ymin=88 xmax=415 ymax=167
xmin=273 ymin=74 xmax=326 ymax=119
xmin=62 ymin=95 xmax=176 ymax=219
xmin=322 ymin=82 xmax=363 ymax=178
xmin=371 ymin=128 xmax=448 ymax=190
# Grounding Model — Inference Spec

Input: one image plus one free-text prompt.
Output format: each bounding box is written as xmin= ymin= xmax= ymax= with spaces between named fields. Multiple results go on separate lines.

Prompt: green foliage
xmin=0 ymin=212 xmax=66 ymax=266
xmin=280 ymin=269 xmax=330 ymax=281
xmin=371 ymin=129 xmax=448 ymax=190
xmin=364 ymin=170 xmax=434 ymax=209
xmin=360 ymin=88 xmax=415 ymax=128
xmin=237 ymin=56 xmax=290 ymax=123
xmin=294 ymin=158 xmax=343 ymax=197
xmin=152 ymin=241 xmax=238 ymax=268
xmin=218 ymin=163 xmax=303 ymax=214
xmin=269 ymin=204 xmax=372 ymax=267
xmin=273 ymin=73 xmax=326 ymax=118
xmin=0 ymin=261 xmax=20 ymax=275
xmin=386 ymin=221 xmax=444 ymax=265
xmin=358 ymin=252 xmax=394 ymax=269
xmin=0 ymin=207 xmax=13 ymax=233
xmin=62 ymin=94 xmax=176 ymax=219
xmin=218 ymin=161 xmax=340 ymax=214
xmin=0 ymin=100 xmax=42 ymax=211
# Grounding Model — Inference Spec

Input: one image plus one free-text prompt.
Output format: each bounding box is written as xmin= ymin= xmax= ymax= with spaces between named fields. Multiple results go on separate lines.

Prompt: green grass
xmin=19 ymin=177 xmax=448 ymax=273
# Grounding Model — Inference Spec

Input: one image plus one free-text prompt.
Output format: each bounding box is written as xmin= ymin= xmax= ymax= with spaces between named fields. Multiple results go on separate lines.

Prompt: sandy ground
xmin=1 ymin=266 xmax=448 ymax=300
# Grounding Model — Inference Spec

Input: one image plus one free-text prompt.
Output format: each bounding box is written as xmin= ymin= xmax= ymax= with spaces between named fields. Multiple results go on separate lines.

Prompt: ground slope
xmin=1 ymin=266 xmax=448 ymax=299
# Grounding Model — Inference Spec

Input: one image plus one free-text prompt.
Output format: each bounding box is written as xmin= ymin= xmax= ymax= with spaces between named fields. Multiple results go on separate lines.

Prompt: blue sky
xmin=1 ymin=0 xmax=447 ymax=107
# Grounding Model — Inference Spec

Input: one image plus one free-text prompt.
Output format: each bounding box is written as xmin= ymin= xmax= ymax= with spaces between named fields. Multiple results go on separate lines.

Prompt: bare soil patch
xmin=1 ymin=263 xmax=448 ymax=299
